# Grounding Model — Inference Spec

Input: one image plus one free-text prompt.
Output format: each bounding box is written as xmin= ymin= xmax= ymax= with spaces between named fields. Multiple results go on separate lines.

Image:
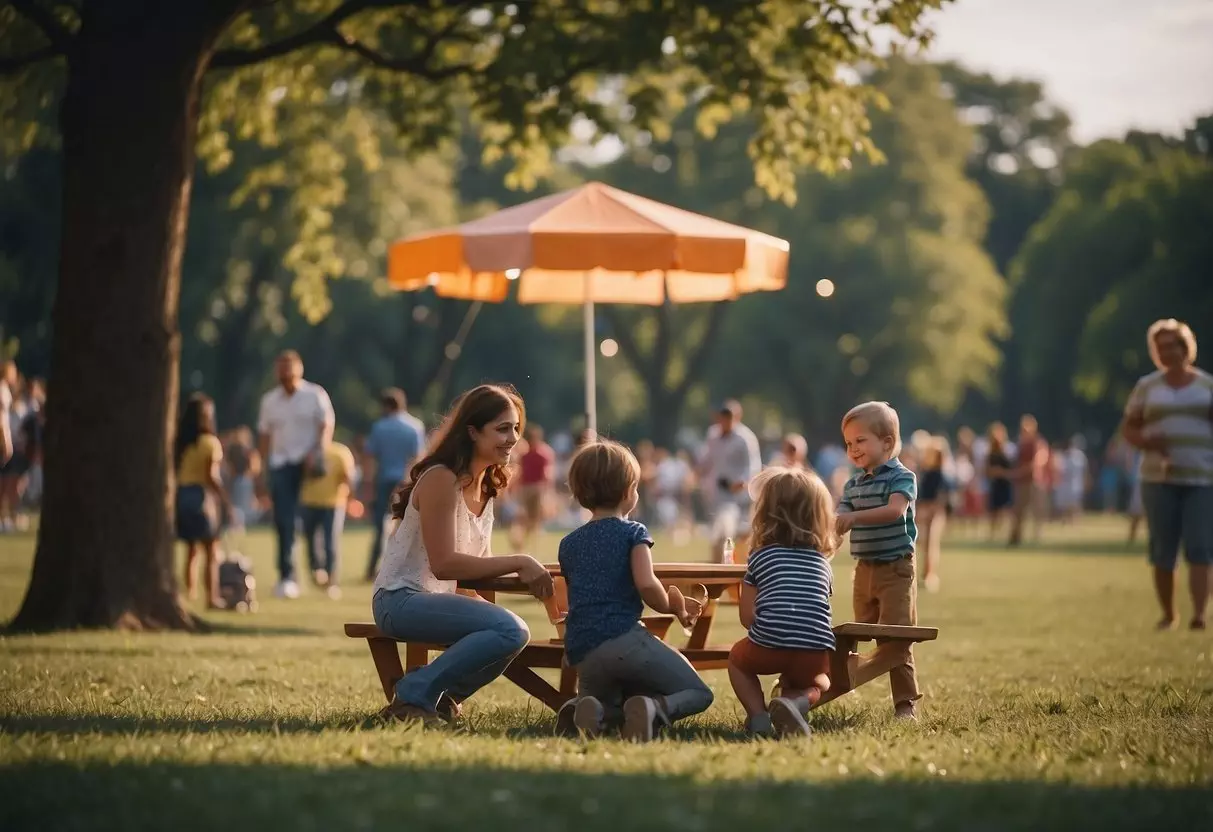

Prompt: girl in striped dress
xmin=728 ymin=466 xmax=839 ymax=738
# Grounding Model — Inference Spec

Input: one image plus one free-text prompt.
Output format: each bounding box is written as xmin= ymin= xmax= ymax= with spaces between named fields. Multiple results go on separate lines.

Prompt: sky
xmin=921 ymin=0 xmax=1213 ymax=142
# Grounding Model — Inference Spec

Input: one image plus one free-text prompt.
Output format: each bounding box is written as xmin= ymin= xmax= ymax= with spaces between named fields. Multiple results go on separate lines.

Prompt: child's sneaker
xmin=745 ymin=713 xmax=774 ymax=738
xmin=768 ymin=697 xmax=812 ymax=738
xmin=622 ymin=696 xmax=665 ymax=742
xmin=574 ymin=696 xmax=605 ymax=737
xmin=894 ymin=702 xmax=918 ymax=721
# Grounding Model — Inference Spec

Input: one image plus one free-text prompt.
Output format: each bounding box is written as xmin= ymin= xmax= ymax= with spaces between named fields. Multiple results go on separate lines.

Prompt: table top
xmin=461 ymin=562 xmax=746 ymax=593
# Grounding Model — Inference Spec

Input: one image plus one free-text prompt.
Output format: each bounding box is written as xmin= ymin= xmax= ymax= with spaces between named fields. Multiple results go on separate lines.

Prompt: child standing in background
xmin=555 ymin=440 xmax=711 ymax=742
xmin=728 ymin=466 xmax=839 ymax=738
xmin=836 ymin=401 xmax=922 ymax=720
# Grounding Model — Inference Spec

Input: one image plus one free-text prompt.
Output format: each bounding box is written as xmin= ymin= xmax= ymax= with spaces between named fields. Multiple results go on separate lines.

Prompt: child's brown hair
xmin=567 ymin=439 xmax=640 ymax=511
xmin=748 ymin=466 xmax=839 ymax=555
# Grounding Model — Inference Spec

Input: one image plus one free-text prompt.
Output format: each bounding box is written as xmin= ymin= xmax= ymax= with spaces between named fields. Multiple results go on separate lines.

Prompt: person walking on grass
xmin=916 ymin=439 xmax=951 ymax=593
xmin=257 ymin=350 xmax=334 ymax=599
xmin=372 ymin=384 xmax=554 ymax=726
xmin=362 ymin=388 xmax=425 ymax=582
xmin=175 ymin=393 xmax=232 ymax=609
xmin=301 ymin=439 xmax=356 ymax=599
xmin=554 ymin=439 xmax=710 ymax=742
xmin=700 ymin=399 xmax=762 ymax=564
xmin=836 ymin=401 xmax=922 ymax=720
xmin=728 ymin=466 xmax=838 ymax=738
xmin=1121 ymin=318 xmax=1212 ymax=631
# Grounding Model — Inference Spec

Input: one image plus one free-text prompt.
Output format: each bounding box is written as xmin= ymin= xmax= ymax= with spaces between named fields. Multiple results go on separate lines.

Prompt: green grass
xmin=1 ymin=516 xmax=1211 ymax=830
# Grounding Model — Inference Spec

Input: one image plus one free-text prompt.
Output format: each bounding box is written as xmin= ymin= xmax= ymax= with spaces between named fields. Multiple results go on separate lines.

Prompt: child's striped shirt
xmin=743 ymin=545 xmax=835 ymax=651
xmin=840 ymin=459 xmax=918 ymax=561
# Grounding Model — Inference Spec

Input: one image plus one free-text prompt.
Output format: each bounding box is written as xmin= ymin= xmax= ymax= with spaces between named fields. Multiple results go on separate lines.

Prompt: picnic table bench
xmin=346 ymin=564 xmax=938 ymax=711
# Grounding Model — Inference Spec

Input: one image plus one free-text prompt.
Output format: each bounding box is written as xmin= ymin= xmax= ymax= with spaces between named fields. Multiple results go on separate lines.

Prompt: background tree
xmin=0 ymin=0 xmax=950 ymax=631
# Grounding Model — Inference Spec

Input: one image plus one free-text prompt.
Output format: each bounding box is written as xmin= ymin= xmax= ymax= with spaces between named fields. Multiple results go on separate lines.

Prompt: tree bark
xmin=8 ymin=1 xmax=248 ymax=632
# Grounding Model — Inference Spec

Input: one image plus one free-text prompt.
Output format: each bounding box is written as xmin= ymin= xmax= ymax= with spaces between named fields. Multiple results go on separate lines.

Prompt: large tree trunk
xmin=8 ymin=1 xmax=246 ymax=631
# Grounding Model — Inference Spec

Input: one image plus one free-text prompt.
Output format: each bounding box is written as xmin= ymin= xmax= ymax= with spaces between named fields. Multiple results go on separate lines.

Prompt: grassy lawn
xmin=1 ymin=516 xmax=1210 ymax=830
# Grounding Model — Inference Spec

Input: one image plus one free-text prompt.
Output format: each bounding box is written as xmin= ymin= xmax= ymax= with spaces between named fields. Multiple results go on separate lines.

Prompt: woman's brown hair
xmin=390 ymin=383 xmax=525 ymax=519
xmin=748 ymin=466 xmax=839 ymax=555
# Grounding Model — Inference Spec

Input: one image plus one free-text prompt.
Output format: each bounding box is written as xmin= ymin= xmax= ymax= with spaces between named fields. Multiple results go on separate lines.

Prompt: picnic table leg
xmin=503 ymin=664 xmax=567 ymax=712
xmin=817 ymin=635 xmax=858 ymax=707
xmin=683 ymin=595 xmax=720 ymax=649
xmin=367 ymin=637 xmax=406 ymax=703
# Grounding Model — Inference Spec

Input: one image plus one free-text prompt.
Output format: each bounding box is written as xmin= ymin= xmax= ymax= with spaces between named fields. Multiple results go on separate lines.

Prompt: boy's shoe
xmin=768 ymin=697 xmax=812 ymax=738
xmin=894 ymin=702 xmax=918 ymax=721
xmin=273 ymin=579 xmax=300 ymax=599
xmin=622 ymin=696 xmax=665 ymax=742
xmin=574 ymin=696 xmax=606 ymax=737
xmin=745 ymin=713 xmax=775 ymax=738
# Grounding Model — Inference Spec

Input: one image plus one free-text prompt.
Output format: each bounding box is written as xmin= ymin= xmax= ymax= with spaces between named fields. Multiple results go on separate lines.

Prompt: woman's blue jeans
xmin=372 ymin=587 xmax=530 ymax=711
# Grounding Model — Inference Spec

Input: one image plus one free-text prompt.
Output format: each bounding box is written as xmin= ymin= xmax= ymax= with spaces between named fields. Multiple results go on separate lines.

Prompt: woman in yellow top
xmin=175 ymin=393 xmax=231 ymax=608
xmin=300 ymin=441 xmax=356 ymax=599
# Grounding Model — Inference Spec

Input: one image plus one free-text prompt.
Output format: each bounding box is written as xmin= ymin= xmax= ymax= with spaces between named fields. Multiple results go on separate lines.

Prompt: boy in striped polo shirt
xmin=836 ymin=401 xmax=922 ymax=720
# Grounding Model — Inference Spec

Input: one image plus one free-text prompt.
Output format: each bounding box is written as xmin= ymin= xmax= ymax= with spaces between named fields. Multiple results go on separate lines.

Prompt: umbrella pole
xmin=583 ymin=295 xmax=597 ymax=434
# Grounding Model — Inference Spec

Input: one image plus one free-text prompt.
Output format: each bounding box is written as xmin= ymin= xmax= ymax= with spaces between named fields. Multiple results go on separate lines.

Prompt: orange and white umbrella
xmin=389 ymin=182 xmax=790 ymax=430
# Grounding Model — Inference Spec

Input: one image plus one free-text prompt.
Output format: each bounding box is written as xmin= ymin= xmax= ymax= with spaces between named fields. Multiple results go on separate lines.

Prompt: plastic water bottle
xmin=722 ymin=537 xmax=735 ymax=565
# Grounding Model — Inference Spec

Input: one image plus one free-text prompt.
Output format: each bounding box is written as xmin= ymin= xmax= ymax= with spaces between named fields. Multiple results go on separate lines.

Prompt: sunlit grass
xmin=1 ymin=516 xmax=1210 ymax=830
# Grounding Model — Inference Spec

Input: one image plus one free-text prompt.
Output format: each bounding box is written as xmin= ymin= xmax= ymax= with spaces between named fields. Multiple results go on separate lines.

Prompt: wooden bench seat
xmin=344 ymin=620 xmax=937 ymax=712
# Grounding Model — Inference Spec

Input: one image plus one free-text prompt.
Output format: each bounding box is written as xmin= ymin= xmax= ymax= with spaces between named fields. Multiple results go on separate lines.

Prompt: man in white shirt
xmin=258 ymin=350 xmax=334 ymax=598
xmin=699 ymin=399 xmax=762 ymax=563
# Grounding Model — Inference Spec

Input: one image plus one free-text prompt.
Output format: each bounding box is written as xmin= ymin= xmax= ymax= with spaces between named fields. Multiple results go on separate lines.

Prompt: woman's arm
xmin=205 ymin=440 xmax=232 ymax=514
xmin=418 ymin=468 xmax=552 ymax=595
xmin=1121 ymin=412 xmax=1167 ymax=452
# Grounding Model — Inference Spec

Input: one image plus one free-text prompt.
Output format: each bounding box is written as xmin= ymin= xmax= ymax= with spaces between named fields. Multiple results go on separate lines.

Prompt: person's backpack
xmin=217 ymin=537 xmax=258 ymax=612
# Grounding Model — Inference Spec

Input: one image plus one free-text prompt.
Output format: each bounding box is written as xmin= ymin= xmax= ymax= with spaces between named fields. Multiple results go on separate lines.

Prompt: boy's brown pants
xmin=852 ymin=556 xmax=922 ymax=707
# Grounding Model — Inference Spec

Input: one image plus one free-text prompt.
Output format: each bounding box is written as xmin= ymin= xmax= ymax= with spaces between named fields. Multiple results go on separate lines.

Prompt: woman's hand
xmin=1142 ymin=436 xmax=1168 ymax=453
xmin=517 ymin=556 xmax=554 ymax=599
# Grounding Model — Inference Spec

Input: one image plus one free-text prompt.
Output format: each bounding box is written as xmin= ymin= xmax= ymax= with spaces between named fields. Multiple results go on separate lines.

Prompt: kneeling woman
xmin=372 ymin=384 xmax=554 ymax=724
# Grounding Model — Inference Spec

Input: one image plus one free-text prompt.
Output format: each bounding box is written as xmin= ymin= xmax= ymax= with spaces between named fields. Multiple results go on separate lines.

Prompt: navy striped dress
xmin=743 ymin=546 xmax=835 ymax=651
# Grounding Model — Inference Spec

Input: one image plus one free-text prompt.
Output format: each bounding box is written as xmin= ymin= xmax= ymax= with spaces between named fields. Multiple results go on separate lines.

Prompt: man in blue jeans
xmin=257 ymin=351 xmax=334 ymax=599
xmin=362 ymin=388 xmax=426 ymax=581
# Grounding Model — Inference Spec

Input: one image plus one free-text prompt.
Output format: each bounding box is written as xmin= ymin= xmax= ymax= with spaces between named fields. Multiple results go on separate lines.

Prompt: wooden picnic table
xmin=344 ymin=561 xmax=938 ymax=713
xmin=461 ymin=562 xmax=746 ymax=652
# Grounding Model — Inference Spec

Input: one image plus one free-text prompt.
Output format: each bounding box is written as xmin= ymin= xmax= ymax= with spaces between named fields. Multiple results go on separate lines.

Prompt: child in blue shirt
xmin=555 ymin=440 xmax=712 ymax=741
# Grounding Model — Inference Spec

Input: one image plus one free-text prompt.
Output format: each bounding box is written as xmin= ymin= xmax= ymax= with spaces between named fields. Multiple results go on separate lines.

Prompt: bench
xmin=344 ymin=620 xmax=937 ymax=712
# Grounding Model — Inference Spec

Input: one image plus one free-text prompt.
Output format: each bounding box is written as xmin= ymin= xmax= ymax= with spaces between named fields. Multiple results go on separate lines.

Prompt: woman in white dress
xmin=372 ymin=384 xmax=555 ymax=724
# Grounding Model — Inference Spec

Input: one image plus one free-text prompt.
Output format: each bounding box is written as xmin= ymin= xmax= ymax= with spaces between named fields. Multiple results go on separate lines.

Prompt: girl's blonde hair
xmin=748 ymin=466 xmax=839 ymax=556
xmin=1146 ymin=318 xmax=1197 ymax=369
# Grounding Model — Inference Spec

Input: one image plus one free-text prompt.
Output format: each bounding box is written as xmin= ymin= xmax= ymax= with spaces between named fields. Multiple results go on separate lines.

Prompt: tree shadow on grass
xmin=2 ymin=759 xmax=1207 ymax=832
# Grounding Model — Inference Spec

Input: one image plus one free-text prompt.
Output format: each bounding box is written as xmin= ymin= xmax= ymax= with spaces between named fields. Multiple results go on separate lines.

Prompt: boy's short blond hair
xmin=841 ymin=401 xmax=903 ymax=458
xmin=567 ymin=439 xmax=640 ymax=511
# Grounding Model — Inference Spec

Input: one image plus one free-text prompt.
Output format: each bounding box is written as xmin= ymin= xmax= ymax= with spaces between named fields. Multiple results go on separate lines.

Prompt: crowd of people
xmin=0 ymin=317 xmax=1208 ymax=735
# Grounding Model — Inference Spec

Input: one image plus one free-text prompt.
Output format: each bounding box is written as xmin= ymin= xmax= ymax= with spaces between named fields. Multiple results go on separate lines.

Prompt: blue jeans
xmin=1141 ymin=482 xmax=1213 ymax=569
xmin=269 ymin=464 xmax=304 ymax=582
xmin=367 ymin=478 xmax=399 ymax=577
xmin=301 ymin=505 xmax=341 ymax=578
xmin=372 ymin=587 xmax=530 ymax=712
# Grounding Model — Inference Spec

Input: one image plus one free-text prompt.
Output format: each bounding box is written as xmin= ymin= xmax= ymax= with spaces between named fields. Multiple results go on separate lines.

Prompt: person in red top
xmin=510 ymin=424 xmax=556 ymax=549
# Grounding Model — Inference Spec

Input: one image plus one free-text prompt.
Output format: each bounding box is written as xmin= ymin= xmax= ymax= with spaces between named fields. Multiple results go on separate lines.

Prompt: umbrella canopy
xmin=388 ymin=181 xmax=790 ymax=305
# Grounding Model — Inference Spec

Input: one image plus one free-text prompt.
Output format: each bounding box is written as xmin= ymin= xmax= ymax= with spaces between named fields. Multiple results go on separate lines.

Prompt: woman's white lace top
xmin=372 ymin=466 xmax=494 ymax=594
